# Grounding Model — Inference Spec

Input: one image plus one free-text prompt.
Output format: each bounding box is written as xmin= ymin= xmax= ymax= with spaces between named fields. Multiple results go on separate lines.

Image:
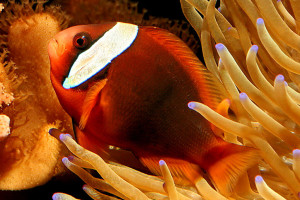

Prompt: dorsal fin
xmin=142 ymin=27 xmax=226 ymax=110
xmin=79 ymin=78 xmax=107 ymax=129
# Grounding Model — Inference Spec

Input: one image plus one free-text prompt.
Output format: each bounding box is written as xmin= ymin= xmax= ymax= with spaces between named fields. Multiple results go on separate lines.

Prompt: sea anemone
xmin=0 ymin=0 xmax=73 ymax=190
xmin=183 ymin=0 xmax=300 ymax=199
xmin=51 ymin=0 xmax=300 ymax=200
xmin=51 ymin=133 xmax=202 ymax=200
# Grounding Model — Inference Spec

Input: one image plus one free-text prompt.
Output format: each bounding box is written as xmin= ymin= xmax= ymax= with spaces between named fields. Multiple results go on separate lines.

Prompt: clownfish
xmin=48 ymin=22 xmax=258 ymax=196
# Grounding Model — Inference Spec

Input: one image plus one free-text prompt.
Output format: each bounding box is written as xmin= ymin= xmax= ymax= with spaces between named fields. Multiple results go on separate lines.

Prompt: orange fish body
xmin=49 ymin=22 xmax=258 ymax=195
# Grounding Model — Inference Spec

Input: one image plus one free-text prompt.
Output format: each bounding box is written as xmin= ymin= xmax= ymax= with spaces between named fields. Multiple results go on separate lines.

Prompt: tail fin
xmin=204 ymin=140 xmax=259 ymax=196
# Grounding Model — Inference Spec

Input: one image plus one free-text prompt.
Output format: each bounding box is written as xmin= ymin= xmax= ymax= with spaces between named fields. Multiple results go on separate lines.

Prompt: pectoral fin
xmin=79 ymin=78 xmax=107 ymax=130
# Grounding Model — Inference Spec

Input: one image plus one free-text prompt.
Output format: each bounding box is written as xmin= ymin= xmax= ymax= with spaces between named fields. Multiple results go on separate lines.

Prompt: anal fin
xmin=205 ymin=141 xmax=259 ymax=196
xmin=140 ymin=156 xmax=202 ymax=186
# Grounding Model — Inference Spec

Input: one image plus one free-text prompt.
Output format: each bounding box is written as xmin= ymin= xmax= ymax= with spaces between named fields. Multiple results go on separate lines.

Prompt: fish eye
xmin=73 ymin=32 xmax=92 ymax=50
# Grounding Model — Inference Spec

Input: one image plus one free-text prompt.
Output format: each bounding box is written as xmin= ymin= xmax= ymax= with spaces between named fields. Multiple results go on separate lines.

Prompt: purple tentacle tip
xmin=52 ymin=193 xmax=59 ymax=200
xmin=255 ymin=175 xmax=263 ymax=183
xmin=239 ymin=92 xmax=248 ymax=101
xmin=257 ymin=18 xmax=264 ymax=25
xmin=276 ymin=74 xmax=285 ymax=82
xmin=62 ymin=157 xmax=68 ymax=163
xmin=188 ymin=102 xmax=195 ymax=109
xmin=68 ymin=156 xmax=74 ymax=161
xmin=215 ymin=43 xmax=225 ymax=50
xmin=82 ymin=184 xmax=88 ymax=190
xmin=59 ymin=134 xmax=65 ymax=141
xmin=159 ymin=160 xmax=166 ymax=166
xmin=293 ymin=149 xmax=300 ymax=158
xmin=48 ymin=128 xmax=54 ymax=135
xmin=59 ymin=133 xmax=66 ymax=141
xmin=251 ymin=45 xmax=259 ymax=52
xmin=59 ymin=133 xmax=72 ymax=141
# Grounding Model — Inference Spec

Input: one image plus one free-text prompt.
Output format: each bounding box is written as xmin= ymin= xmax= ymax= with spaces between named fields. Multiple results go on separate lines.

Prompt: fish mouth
xmin=48 ymin=38 xmax=66 ymax=59
xmin=48 ymin=38 xmax=58 ymax=56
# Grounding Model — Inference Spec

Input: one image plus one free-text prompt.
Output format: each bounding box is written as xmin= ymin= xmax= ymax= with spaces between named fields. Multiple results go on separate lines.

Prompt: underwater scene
xmin=1 ymin=0 xmax=300 ymax=199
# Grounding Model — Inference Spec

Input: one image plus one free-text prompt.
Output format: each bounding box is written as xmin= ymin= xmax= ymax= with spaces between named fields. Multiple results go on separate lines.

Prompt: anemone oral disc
xmin=63 ymin=22 xmax=138 ymax=89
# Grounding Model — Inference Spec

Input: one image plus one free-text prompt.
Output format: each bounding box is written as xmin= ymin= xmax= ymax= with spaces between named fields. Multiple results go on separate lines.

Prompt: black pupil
xmin=74 ymin=32 xmax=91 ymax=49
xmin=77 ymin=37 xmax=85 ymax=46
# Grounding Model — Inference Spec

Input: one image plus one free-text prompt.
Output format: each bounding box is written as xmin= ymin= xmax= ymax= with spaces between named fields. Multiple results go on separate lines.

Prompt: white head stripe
xmin=63 ymin=22 xmax=138 ymax=89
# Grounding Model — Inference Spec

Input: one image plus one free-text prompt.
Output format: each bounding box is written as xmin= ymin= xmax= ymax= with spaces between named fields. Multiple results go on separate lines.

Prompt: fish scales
xmin=48 ymin=22 xmax=259 ymax=196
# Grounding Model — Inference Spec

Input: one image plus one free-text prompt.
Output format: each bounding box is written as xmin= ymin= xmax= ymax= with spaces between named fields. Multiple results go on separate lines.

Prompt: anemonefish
xmin=48 ymin=22 xmax=258 ymax=196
